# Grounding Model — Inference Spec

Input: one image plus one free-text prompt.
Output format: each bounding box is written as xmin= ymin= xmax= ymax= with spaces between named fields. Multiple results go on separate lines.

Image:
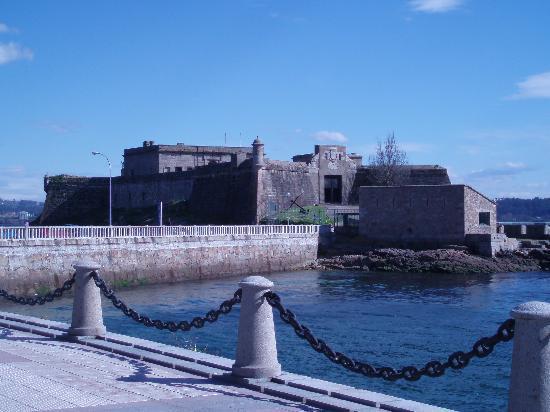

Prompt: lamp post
xmin=92 ymin=151 xmax=112 ymax=226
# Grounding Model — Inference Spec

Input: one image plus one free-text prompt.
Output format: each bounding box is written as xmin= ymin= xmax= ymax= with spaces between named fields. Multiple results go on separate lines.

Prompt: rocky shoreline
xmin=311 ymin=248 xmax=550 ymax=274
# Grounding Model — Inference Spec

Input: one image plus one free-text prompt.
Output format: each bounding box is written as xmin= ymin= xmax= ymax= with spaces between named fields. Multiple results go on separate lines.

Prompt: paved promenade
xmin=0 ymin=312 xmax=452 ymax=412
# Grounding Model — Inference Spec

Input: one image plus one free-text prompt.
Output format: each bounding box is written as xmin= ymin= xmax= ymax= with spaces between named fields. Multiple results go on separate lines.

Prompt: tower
xmin=252 ymin=137 xmax=265 ymax=167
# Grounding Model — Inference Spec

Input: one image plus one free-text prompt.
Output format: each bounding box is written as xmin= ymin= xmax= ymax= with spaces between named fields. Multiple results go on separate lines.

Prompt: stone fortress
xmin=39 ymin=138 xmax=451 ymax=225
xmin=36 ymin=138 xmax=524 ymax=256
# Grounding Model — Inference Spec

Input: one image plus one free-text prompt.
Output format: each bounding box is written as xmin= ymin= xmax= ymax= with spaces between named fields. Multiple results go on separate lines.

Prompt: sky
xmin=1 ymin=0 xmax=549 ymax=201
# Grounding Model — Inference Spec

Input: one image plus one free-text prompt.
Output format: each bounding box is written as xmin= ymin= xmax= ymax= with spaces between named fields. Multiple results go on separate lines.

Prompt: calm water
xmin=2 ymin=270 xmax=549 ymax=411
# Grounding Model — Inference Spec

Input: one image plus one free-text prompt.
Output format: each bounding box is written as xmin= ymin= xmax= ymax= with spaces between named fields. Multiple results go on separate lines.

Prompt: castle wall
xmin=158 ymin=152 xmax=233 ymax=172
xmin=359 ymin=184 xmax=497 ymax=249
xmin=256 ymin=164 xmax=318 ymax=222
xmin=123 ymin=151 xmax=158 ymax=176
xmin=0 ymin=233 xmax=318 ymax=294
xmin=359 ymin=185 xmax=467 ymax=247
xmin=188 ymin=168 xmax=256 ymax=224
xmin=112 ymin=174 xmax=194 ymax=209
xmin=38 ymin=142 xmax=453 ymax=226
xmin=464 ymin=186 xmax=496 ymax=235
xmin=38 ymin=176 xmax=109 ymax=225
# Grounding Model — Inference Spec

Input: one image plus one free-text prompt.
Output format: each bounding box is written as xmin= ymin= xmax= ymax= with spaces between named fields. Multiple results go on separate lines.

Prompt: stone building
xmin=38 ymin=139 xmax=451 ymax=225
xmin=123 ymin=141 xmax=252 ymax=176
xmin=359 ymin=184 xmax=517 ymax=256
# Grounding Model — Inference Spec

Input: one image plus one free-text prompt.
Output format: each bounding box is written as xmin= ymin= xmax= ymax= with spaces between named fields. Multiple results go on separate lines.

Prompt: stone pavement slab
xmin=0 ymin=327 xmax=316 ymax=412
xmin=0 ymin=312 xmax=452 ymax=412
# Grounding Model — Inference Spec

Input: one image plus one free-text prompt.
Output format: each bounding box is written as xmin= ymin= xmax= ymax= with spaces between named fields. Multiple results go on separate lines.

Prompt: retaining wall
xmin=0 ymin=233 xmax=319 ymax=294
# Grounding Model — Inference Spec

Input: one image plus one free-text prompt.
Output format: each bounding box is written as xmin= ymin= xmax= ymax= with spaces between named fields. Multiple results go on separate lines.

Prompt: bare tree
xmin=368 ymin=133 xmax=408 ymax=186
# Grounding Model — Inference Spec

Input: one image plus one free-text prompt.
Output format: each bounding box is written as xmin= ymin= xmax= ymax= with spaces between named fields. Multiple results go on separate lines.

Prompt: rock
xmin=315 ymin=247 xmax=546 ymax=274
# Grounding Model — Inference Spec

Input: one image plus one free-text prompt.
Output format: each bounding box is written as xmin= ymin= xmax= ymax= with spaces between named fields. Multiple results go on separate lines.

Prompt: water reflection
xmin=0 ymin=270 xmax=549 ymax=412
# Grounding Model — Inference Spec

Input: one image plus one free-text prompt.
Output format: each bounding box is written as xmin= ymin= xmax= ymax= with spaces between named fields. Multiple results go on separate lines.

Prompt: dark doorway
xmin=324 ymin=175 xmax=342 ymax=203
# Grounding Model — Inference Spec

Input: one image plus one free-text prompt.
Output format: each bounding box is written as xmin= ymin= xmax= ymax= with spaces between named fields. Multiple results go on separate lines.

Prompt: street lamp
xmin=92 ymin=151 xmax=112 ymax=226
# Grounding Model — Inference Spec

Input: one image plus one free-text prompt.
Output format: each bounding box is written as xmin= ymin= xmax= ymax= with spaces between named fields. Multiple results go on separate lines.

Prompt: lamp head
xmin=92 ymin=151 xmax=100 ymax=155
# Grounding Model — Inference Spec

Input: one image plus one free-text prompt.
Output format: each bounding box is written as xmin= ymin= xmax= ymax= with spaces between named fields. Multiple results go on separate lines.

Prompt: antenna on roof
xmin=224 ymin=132 xmax=227 ymax=146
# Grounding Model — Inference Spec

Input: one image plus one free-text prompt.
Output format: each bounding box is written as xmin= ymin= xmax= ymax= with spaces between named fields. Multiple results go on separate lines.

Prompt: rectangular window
xmin=164 ymin=167 xmax=171 ymax=173
xmin=479 ymin=212 xmax=490 ymax=225
xmin=175 ymin=167 xmax=183 ymax=172
xmin=324 ymin=175 xmax=342 ymax=204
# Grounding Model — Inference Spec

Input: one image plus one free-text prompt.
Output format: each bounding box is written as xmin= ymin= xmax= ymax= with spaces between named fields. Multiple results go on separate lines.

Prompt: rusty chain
xmin=91 ymin=271 xmax=242 ymax=331
xmin=264 ymin=290 xmax=515 ymax=382
xmin=0 ymin=273 xmax=76 ymax=305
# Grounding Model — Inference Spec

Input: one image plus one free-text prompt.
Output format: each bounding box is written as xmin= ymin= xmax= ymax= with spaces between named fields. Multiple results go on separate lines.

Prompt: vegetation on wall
xmin=263 ymin=205 xmax=333 ymax=225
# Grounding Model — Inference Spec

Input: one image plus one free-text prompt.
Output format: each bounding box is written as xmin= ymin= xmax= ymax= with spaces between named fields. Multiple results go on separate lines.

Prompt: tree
xmin=368 ymin=133 xmax=408 ymax=186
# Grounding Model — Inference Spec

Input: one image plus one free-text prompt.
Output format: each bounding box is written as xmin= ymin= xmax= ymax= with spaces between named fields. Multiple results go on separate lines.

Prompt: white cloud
xmin=0 ymin=23 xmax=9 ymax=33
xmin=509 ymin=71 xmax=550 ymax=100
xmin=0 ymin=42 xmax=33 ymax=65
xmin=312 ymin=131 xmax=348 ymax=143
xmin=466 ymin=162 xmax=532 ymax=180
xmin=409 ymin=0 xmax=463 ymax=13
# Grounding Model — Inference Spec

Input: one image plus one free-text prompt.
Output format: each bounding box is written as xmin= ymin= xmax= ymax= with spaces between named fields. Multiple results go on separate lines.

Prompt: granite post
xmin=508 ymin=301 xmax=550 ymax=411
xmin=232 ymin=276 xmax=281 ymax=378
xmin=68 ymin=260 xmax=107 ymax=337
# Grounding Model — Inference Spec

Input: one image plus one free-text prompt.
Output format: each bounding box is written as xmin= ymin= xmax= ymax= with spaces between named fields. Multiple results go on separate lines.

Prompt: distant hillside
xmin=497 ymin=198 xmax=550 ymax=222
xmin=0 ymin=198 xmax=44 ymax=215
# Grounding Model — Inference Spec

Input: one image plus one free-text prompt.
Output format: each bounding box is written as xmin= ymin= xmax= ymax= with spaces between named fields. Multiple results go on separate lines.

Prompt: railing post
xmin=508 ymin=301 xmax=550 ymax=411
xmin=232 ymin=276 xmax=281 ymax=379
xmin=67 ymin=260 xmax=107 ymax=337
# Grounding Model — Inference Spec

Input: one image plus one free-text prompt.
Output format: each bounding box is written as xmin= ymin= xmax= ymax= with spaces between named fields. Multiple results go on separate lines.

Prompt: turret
xmin=252 ymin=137 xmax=265 ymax=167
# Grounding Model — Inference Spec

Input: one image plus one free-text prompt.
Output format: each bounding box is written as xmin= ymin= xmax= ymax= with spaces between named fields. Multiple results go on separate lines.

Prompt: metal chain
xmin=0 ymin=273 xmax=76 ymax=305
xmin=264 ymin=291 xmax=515 ymax=382
xmin=91 ymin=271 xmax=242 ymax=332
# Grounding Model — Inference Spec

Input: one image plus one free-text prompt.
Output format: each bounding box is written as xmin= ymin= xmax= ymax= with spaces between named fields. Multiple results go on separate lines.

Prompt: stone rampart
xmin=502 ymin=223 xmax=550 ymax=240
xmin=0 ymin=233 xmax=319 ymax=294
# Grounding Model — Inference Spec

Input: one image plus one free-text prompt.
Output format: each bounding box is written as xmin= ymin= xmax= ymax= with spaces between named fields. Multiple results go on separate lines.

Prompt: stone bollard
xmin=232 ymin=276 xmax=281 ymax=378
xmin=508 ymin=301 xmax=550 ymax=412
xmin=67 ymin=261 xmax=107 ymax=337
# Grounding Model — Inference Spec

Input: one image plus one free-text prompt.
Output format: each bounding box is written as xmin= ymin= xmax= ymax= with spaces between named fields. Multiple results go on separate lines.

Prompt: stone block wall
xmin=123 ymin=150 xmax=158 ymax=176
xmin=38 ymin=176 xmax=109 ymax=225
xmin=465 ymin=233 xmax=519 ymax=257
xmin=503 ymin=224 xmax=550 ymax=240
xmin=359 ymin=185 xmax=466 ymax=247
xmin=464 ymin=186 xmax=496 ymax=235
xmin=188 ymin=168 xmax=256 ymax=224
xmin=359 ymin=184 xmax=497 ymax=250
xmin=526 ymin=224 xmax=550 ymax=239
xmin=503 ymin=224 xmax=527 ymax=238
xmin=0 ymin=233 xmax=319 ymax=294
xmin=113 ymin=174 xmax=195 ymax=209
xmin=256 ymin=164 xmax=318 ymax=222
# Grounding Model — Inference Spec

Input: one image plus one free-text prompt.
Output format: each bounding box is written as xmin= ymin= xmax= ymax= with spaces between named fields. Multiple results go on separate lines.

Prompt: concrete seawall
xmin=0 ymin=233 xmax=319 ymax=294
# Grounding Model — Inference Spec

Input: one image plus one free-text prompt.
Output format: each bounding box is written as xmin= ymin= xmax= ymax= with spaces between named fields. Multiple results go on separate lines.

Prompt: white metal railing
xmin=0 ymin=225 xmax=320 ymax=240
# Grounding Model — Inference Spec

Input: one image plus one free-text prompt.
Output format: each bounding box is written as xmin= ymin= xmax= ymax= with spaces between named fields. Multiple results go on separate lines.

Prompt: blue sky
xmin=1 ymin=0 xmax=549 ymax=201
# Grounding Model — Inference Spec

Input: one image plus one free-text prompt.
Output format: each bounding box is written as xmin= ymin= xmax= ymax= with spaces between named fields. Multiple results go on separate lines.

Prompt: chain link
xmin=264 ymin=291 xmax=515 ymax=382
xmin=91 ymin=271 xmax=242 ymax=331
xmin=0 ymin=273 xmax=76 ymax=305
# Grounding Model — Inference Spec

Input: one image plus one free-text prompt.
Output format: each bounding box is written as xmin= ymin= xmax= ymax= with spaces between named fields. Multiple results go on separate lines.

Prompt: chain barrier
xmin=0 ymin=273 xmax=76 ymax=305
xmin=91 ymin=271 xmax=242 ymax=331
xmin=264 ymin=291 xmax=515 ymax=382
